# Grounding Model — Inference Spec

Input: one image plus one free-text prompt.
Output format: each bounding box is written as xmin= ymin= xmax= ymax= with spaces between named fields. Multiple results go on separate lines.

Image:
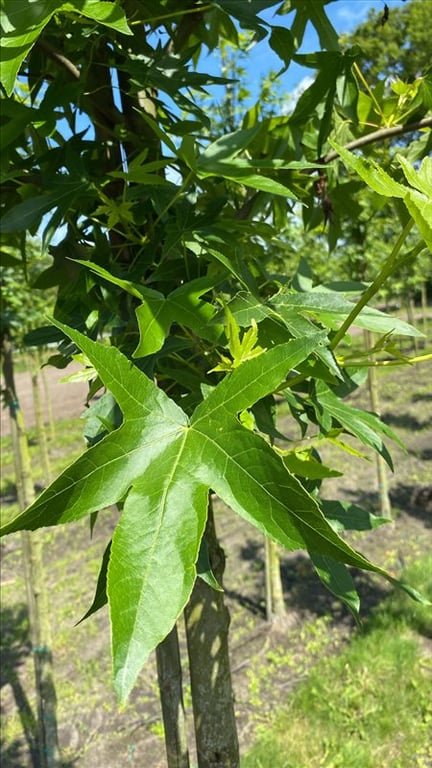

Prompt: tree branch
xmin=36 ymin=39 xmax=81 ymax=80
xmin=321 ymin=116 xmax=432 ymax=164
xmin=235 ymin=116 xmax=432 ymax=220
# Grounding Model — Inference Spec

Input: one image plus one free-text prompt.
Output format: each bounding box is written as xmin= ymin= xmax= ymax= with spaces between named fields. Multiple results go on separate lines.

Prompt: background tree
xmin=345 ymin=0 xmax=431 ymax=82
xmin=1 ymin=241 xmax=60 ymax=768
xmin=283 ymin=0 xmax=432 ymax=308
xmin=343 ymin=0 xmax=432 ymax=318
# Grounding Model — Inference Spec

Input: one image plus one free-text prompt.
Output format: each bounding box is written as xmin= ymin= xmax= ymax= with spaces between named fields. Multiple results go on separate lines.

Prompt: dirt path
xmin=1 ymin=363 xmax=88 ymax=438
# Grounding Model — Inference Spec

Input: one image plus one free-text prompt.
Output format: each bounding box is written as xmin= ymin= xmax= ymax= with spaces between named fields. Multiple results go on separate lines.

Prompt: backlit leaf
xmin=330 ymin=141 xmax=407 ymax=198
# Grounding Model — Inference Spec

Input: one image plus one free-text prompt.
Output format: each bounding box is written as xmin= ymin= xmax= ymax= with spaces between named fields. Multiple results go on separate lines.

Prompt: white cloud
xmin=291 ymin=75 xmax=314 ymax=102
xmin=335 ymin=2 xmax=371 ymax=23
xmin=332 ymin=0 xmax=404 ymax=31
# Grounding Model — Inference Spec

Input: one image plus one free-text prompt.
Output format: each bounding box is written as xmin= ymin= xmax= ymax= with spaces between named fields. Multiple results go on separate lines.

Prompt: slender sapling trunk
xmin=264 ymin=538 xmax=285 ymax=621
xmin=1 ymin=332 xmax=60 ymax=768
xmin=184 ymin=499 xmax=239 ymax=768
xmin=155 ymin=626 xmax=190 ymax=768
xmin=364 ymin=331 xmax=392 ymax=518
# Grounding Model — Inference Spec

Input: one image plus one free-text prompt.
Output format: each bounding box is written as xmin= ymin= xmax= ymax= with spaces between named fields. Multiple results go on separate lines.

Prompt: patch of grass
xmin=374 ymin=556 xmax=432 ymax=638
xmin=242 ymin=555 xmax=432 ymax=768
xmin=0 ymin=417 xmax=86 ymax=518
xmin=245 ymin=615 xmax=344 ymax=725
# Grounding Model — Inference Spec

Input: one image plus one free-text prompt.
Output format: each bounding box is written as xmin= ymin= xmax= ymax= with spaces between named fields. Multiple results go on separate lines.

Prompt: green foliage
xmin=3 ymin=321 xmax=391 ymax=702
xmin=345 ymin=0 xmax=432 ymax=83
xmin=0 ymin=0 xmax=132 ymax=96
xmin=0 ymin=0 xmax=430 ymax=705
xmin=0 ymin=240 xmax=55 ymax=344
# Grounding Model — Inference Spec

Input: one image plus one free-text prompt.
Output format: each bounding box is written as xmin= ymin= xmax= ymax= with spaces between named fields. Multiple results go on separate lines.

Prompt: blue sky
xmin=186 ymin=0 xmax=408 ymax=121
xmin=201 ymin=0 xmax=406 ymax=104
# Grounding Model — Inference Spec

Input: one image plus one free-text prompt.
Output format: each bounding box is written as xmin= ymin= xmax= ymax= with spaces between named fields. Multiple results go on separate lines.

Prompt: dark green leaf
xmin=311 ymin=553 xmax=360 ymax=619
xmin=269 ymin=25 xmax=294 ymax=70
xmin=314 ymin=381 xmax=403 ymax=468
xmin=76 ymin=541 xmax=111 ymax=624
xmin=196 ymin=537 xmax=223 ymax=591
xmin=321 ymin=500 xmax=390 ymax=532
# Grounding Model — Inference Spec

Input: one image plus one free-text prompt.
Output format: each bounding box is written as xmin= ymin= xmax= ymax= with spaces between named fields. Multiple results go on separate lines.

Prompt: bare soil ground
xmin=1 ymin=363 xmax=88 ymax=438
xmin=1 ymin=360 xmax=431 ymax=767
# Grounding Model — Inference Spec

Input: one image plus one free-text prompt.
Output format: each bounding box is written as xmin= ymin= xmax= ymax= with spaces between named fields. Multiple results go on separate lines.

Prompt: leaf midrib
xmin=116 ymin=429 xmax=190 ymax=692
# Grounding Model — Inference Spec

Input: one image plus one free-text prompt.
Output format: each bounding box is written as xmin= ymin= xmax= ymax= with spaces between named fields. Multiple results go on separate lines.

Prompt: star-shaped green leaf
xmin=0 ymin=321 xmax=416 ymax=702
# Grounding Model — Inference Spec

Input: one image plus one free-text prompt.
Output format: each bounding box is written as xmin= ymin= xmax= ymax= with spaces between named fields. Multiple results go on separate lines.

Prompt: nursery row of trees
xmin=1 ymin=1 xmax=431 ymax=766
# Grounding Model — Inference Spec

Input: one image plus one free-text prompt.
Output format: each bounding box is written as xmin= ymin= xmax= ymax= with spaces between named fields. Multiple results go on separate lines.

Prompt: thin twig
xmin=321 ymin=116 xmax=432 ymax=164
xmin=36 ymin=39 xmax=80 ymax=80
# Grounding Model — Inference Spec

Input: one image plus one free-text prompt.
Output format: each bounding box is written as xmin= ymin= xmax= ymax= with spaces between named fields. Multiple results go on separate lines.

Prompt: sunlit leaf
xmin=2 ymin=321 xmax=403 ymax=701
xmin=330 ymin=141 xmax=407 ymax=198
xmin=0 ymin=0 xmax=131 ymax=95
xmin=273 ymin=292 xmax=424 ymax=338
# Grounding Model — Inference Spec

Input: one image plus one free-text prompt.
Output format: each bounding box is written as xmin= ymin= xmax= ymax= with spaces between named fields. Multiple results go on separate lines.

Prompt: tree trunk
xmin=184 ymin=500 xmax=239 ymax=768
xmin=40 ymin=352 xmax=56 ymax=440
xmin=420 ymin=282 xmax=427 ymax=349
xmin=264 ymin=538 xmax=285 ymax=621
xmin=2 ymin=332 xmax=60 ymax=768
xmin=404 ymin=290 xmax=418 ymax=352
xmin=364 ymin=331 xmax=392 ymax=518
xmin=21 ymin=531 xmax=60 ymax=768
xmin=30 ymin=353 xmax=52 ymax=484
xmin=155 ymin=626 xmax=190 ymax=768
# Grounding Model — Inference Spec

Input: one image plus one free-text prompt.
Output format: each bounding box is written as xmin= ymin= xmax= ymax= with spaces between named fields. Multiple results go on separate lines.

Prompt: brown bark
xmin=156 ymin=627 xmax=190 ymax=768
xmin=184 ymin=501 xmax=239 ymax=768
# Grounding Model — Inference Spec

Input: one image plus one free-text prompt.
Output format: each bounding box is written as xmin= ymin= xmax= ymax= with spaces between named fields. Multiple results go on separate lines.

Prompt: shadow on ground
xmin=1 ymin=604 xmax=39 ymax=768
xmin=382 ymin=411 xmax=427 ymax=431
xmin=412 ymin=392 xmax=432 ymax=403
xmin=281 ymin=554 xmax=389 ymax=620
xmin=409 ymin=447 xmax=432 ymax=461
xmin=227 ymin=537 xmax=390 ymax=626
xmin=390 ymin=483 xmax=432 ymax=526
xmin=0 ymin=604 xmax=75 ymax=768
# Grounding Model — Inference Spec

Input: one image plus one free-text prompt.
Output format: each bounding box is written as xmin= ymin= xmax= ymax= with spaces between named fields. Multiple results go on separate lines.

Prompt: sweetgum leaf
xmin=1 ymin=321 xmax=422 ymax=701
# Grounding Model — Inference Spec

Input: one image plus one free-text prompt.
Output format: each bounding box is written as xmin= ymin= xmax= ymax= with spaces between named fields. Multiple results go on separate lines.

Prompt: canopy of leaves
xmin=1 ymin=320 xmax=423 ymax=701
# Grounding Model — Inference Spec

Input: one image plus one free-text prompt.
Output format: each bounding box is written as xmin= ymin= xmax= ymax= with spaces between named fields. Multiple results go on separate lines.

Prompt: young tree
xmin=1 ymin=245 xmax=60 ymax=768
xmin=1 ymin=2 xmax=431 ymax=765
